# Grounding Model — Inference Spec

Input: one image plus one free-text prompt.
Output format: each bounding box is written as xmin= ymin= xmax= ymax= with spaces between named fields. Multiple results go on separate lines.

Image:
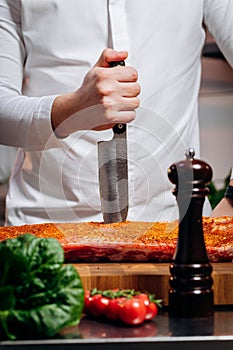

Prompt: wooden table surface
xmin=73 ymin=262 xmax=233 ymax=306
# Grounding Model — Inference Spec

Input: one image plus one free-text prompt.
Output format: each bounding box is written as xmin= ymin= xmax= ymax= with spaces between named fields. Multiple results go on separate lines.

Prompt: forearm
xmin=51 ymin=89 xmax=115 ymax=138
xmin=50 ymin=90 xmax=96 ymax=138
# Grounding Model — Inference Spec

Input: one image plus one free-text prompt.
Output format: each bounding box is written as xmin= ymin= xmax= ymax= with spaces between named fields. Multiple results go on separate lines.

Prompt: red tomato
xmin=135 ymin=293 xmax=158 ymax=320
xmin=104 ymin=297 xmax=125 ymax=321
xmin=89 ymin=294 xmax=109 ymax=317
xmin=118 ymin=298 xmax=146 ymax=326
xmin=144 ymin=301 xmax=158 ymax=320
xmin=83 ymin=290 xmax=93 ymax=315
xmin=135 ymin=293 xmax=149 ymax=302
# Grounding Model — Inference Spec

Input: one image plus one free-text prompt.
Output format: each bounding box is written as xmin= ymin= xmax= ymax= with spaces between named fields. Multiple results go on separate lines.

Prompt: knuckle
xmin=135 ymin=83 xmax=141 ymax=95
xmin=104 ymin=110 xmax=115 ymax=123
xmin=97 ymin=80 xmax=114 ymax=97
xmin=129 ymin=67 xmax=138 ymax=81
xmin=132 ymin=83 xmax=141 ymax=96
xmin=120 ymin=111 xmax=136 ymax=124
xmin=132 ymin=111 xmax=136 ymax=120
xmin=127 ymin=111 xmax=136 ymax=122
xmin=94 ymin=68 xmax=107 ymax=82
xmin=127 ymin=97 xmax=140 ymax=110
xmin=101 ymin=96 xmax=115 ymax=110
xmin=135 ymin=96 xmax=140 ymax=108
xmin=103 ymin=48 xmax=111 ymax=57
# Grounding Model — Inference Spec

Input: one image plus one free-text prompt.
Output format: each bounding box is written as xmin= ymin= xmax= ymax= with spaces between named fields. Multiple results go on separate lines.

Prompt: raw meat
xmin=0 ymin=217 xmax=233 ymax=262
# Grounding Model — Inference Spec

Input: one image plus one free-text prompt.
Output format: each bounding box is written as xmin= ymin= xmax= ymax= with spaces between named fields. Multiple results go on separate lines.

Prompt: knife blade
xmin=98 ymin=61 xmax=128 ymax=223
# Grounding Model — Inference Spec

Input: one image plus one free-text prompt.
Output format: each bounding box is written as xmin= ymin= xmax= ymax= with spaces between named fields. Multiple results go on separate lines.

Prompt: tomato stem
xmin=89 ymin=288 xmax=163 ymax=307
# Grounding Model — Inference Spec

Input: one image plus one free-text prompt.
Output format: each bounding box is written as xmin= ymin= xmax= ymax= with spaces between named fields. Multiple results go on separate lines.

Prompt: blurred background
xmin=199 ymin=31 xmax=233 ymax=191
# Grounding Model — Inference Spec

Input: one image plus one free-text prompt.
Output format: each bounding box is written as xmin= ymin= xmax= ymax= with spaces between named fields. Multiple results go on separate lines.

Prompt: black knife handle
xmin=113 ymin=123 xmax=126 ymax=134
xmin=109 ymin=60 xmax=125 ymax=67
xmin=109 ymin=60 xmax=126 ymax=133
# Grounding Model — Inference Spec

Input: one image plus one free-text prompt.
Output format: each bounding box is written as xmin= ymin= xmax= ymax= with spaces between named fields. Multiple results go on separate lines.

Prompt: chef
xmin=0 ymin=0 xmax=233 ymax=225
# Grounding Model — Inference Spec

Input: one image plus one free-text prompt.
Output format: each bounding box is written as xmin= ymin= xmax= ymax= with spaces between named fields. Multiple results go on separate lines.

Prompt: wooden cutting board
xmin=73 ymin=262 xmax=233 ymax=306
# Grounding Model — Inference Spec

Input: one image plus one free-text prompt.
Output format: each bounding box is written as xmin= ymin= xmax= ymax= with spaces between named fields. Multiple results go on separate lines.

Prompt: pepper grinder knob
xmin=168 ymin=148 xmax=214 ymax=318
xmin=168 ymin=148 xmax=212 ymax=198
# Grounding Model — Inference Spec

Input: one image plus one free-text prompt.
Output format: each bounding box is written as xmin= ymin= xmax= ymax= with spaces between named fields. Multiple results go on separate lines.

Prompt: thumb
xmin=95 ymin=48 xmax=128 ymax=67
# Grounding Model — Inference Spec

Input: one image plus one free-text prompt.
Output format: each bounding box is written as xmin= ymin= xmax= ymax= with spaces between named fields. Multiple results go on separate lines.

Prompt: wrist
xmin=51 ymin=92 xmax=80 ymax=138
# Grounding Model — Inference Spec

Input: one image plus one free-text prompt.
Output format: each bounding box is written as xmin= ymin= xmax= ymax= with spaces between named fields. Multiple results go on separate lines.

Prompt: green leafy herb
xmin=0 ymin=234 xmax=84 ymax=340
xmin=208 ymin=171 xmax=231 ymax=209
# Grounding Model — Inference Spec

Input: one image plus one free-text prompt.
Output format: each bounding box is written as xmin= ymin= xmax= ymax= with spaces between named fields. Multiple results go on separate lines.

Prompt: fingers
xmin=105 ymin=110 xmax=137 ymax=124
xmin=120 ymin=96 xmax=140 ymax=110
xmin=95 ymin=48 xmax=128 ymax=68
xmin=95 ymin=78 xmax=140 ymax=101
xmin=94 ymin=48 xmax=139 ymax=89
xmin=112 ymin=65 xmax=138 ymax=83
xmin=94 ymin=123 xmax=116 ymax=131
xmin=120 ymin=82 xmax=141 ymax=97
xmin=92 ymin=65 xmax=140 ymax=95
xmin=93 ymin=64 xmax=138 ymax=85
xmin=105 ymin=97 xmax=140 ymax=112
xmin=98 ymin=98 xmax=139 ymax=124
xmin=92 ymin=110 xmax=137 ymax=132
xmin=76 ymin=48 xmax=141 ymax=132
xmin=93 ymin=61 xmax=140 ymax=127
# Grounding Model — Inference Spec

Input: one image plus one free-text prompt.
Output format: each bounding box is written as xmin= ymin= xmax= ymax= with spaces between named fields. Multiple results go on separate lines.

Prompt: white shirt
xmin=0 ymin=146 xmax=17 ymax=183
xmin=0 ymin=0 xmax=233 ymax=225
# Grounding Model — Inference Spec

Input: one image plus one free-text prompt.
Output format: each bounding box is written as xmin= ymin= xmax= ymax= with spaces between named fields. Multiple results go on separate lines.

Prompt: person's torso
xmin=7 ymin=0 xmax=208 ymax=224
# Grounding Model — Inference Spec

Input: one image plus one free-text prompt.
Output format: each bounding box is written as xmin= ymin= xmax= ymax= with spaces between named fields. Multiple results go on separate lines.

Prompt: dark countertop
xmin=1 ymin=307 xmax=233 ymax=350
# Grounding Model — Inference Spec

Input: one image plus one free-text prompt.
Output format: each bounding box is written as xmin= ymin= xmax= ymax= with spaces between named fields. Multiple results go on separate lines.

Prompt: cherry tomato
xmin=145 ymin=301 xmax=158 ymax=320
xmin=83 ymin=289 xmax=160 ymax=326
xmin=135 ymin=293 xmax=158 ymax=320
xmin=104 ymin=297 xmax=125 ymax=321
xmin=83 ymin=290 xmax=93 ymax=315
xmin=135 ymin=293 xmax=149 ymax=302
xmin=89 ymin=294 xmax=109 ymax=317
xmin=118 ymin=298 xmax=146 ymax=326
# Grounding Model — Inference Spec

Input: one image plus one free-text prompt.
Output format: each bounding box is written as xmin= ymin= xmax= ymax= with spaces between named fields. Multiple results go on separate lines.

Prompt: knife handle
xmin=113 ymin=123 xmax=126 ymax=134
xmin=109 ymin=60 xmax=126 ymax=134
xmin=109 ymin=60 xmax=125 ymax=67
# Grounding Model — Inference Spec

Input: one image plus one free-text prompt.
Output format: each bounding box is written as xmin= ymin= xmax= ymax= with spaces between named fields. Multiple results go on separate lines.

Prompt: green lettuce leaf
xmin=0 ymin=234 xmax=84 ymax=340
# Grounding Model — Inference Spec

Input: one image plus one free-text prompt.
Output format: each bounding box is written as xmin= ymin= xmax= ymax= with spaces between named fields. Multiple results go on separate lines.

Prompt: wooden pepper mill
xmin=167 ymin=148 xmax=214 ymax=317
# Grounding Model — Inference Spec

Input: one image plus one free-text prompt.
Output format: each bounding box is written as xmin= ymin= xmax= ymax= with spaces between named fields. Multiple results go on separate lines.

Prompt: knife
xmin=98 ymin=60 xmax=128 ymax=223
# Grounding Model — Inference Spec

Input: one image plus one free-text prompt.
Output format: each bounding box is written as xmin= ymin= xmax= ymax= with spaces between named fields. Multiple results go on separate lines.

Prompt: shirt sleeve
xmin=204 ymin=0 xmax=233 ymax=67
xmin=0 ymin=0 xmax=62 ymax=150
